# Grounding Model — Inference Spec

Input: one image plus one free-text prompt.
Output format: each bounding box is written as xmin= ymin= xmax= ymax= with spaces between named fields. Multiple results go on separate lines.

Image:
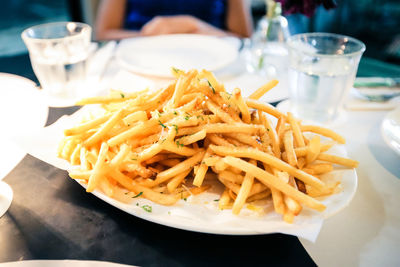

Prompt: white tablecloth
xmin=300 ymin=110 xmax=400 ymax=267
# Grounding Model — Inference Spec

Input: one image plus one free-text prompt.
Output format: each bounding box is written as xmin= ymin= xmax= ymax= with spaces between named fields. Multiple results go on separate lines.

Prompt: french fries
xmin=59 ymin=68 xmax=358 ymax=223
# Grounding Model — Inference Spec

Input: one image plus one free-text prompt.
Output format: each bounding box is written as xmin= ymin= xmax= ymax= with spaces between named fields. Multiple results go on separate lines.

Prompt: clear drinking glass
xmin=287 ymin=33 xmax=365 ymax=124
xmin=21 ymin=22 xmax=92 ymax=99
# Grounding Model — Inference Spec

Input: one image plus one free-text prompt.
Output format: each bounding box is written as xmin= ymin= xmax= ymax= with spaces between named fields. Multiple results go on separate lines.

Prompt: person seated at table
xmin=95 ymin=0 xmax=253 ymax=40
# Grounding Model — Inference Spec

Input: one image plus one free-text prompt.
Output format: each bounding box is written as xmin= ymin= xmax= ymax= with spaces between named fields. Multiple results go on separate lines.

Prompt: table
xmin=0 ymin=52 xmax=399 ymax=266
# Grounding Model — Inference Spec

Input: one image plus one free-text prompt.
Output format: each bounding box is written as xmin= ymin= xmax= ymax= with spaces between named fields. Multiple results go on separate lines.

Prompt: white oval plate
xmin=115 ymin=34 xmax=238 ymax=78
xmin=381 ymin=106 xmax=400 ymax=156
xmin=0 ymin=73 xmax=48 ymax=180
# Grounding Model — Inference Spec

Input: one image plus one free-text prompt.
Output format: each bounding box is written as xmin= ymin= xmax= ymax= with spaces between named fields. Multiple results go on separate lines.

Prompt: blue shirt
xmin=124 ymin=0 xmax=227 ymax=30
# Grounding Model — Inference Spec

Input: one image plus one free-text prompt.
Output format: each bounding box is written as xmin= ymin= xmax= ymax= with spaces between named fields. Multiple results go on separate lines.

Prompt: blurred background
xmin=1 ymin=0 xmax=399 ymax=67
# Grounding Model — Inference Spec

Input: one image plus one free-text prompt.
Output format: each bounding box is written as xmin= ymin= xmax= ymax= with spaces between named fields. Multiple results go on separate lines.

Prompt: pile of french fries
xmin=58 ymin=69 xmax=358 ymax=223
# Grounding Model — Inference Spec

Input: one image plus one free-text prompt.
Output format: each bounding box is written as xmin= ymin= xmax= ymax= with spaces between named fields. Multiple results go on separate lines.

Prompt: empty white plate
xmin=0 ymin=73 xmax=48 ymax=180
xmin=115 ymin=34 xmax=238 ymax=78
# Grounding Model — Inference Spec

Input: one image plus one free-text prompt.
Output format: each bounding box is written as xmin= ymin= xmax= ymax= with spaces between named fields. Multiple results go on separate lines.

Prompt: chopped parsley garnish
xmin=131 ymin=158 xmax=137 ymax=161
xmin=120 ymin=93 xmax=125 ymax=98
xmin=173 ymin=111 xmax=178 ymax=115
xmin=183 ymin=198 xmax=187 ymax=201
xmin=142 ymin=205 xmax=152 ymax=212
xmin=158 ymin=120 xmax=167 ymax=128
xmin=172 ymin=67 xmax=181 ymax=73
xmin=176 ymin=140 xmax=184 ymax=148
xmin=132 ymin=192 xmax=143 ymax=198
xmin=184 ymin=115 xmax=190 ymax=120
xmin=214 ymin=199 xmax=219 ymax=202
xmin=207 ymin=80 xmax=216 ymax=94
xmin=136 ymin=203 xmax=139 ymax=206
xmin=173 ymin=124 xmax=179 ymax=133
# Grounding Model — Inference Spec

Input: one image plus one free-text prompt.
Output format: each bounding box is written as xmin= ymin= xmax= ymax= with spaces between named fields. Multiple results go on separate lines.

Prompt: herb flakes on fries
xmin=58 ymin=68 xmax=358 ymax=223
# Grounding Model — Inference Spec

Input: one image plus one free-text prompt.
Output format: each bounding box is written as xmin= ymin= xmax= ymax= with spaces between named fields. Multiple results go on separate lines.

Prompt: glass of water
xmin=22 ymin=22 xmax=92 ymax=99
xmin=287 ymin=33 xmax=365 ymax=124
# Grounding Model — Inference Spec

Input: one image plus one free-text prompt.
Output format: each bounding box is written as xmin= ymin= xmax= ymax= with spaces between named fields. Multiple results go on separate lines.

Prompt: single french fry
xmin=297 ymin=157 xmax=307 ymax=169
xmin=246 ymin=189 xmax=271 ymax=202
xmin=85 ymin=108 xmax=126 ymax=147
xmin=249 ymin=80 xmax=279 ymax=100
xmin=177 ymin=129 xmax=206 ymax=146
xmin=232 ymin=160 xmax=256 ymax=214
xmin=110 ymin=143 xmax=130 ymax=167
xmin=203 ymin=155 xmax=222 ymax=166
xmin=303 ymin=163 xmax=333 ymax=175
xmin=245 ymin=99 xmax=287 ymax=119
xmin=70 ymin=143 xmax=82 ymax=165
xmin=224 ymin=133 xmax=263 ymax=149
xmin=259 ymin=111 xmax=281 ymax=158
xmin=123 ymin=110 xmax=148 ymax=125
xmin=280 ymin=173 xmax=302 ymax=216
xmin=87 ymin=142 xmax=109 ymax=192
xmin=99 ymin=177 xmax=114 ymax=197
xmin=69 ymin=169 xmax=92 ymax=180
xmin=159 ymin=158 xmax=181 ymax=167
xmin=275 ymin=115 xmax=287 ymax=142
xmin=206 ymin=100 xmax=236 ymax=124
xmin=283 ymin=130 xmax=298 ymax=167
xmin=207 ymin=134 xmax=234 ymax=147
xmin=232 ymin=88 xmax=251 ymax=123
xmin=107 ymin=113 xmax=173 ymax=147
xmin=168 ymin=70 xmax=197 ymax=108
xmin=218 ymin=170 xmax=244 ymax=184
xmin=162 ymin=142 xmax=198 ymax=156
xmin=64 ymin=113 xmax=112 ymax=136
xmin=193 ymin=149 xmax=211 ymax=187
xmin=80 ymin=146 xmax=91 ymax=170
xmin=75 ymin=90 xmax=144 ymax=105
xmin=301 ymin=125 xmax=346 ymax=144
xmin=287 ymin=112 xmax=305 ymax=147
xmin=167 ymin=168 xmax=192 ymax=192
xmin=307 ymin=135 xmax=321 ymax=164
xmin=176 ymin=123 xmax=265 ymax=136
xmin=317 ymin=153 xmax=359 ymax=168
xmin=156 ymin=150 xmax=205 ymax=182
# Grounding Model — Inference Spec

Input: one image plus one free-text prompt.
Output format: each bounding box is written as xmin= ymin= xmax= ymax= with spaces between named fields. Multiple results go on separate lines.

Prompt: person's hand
xmin=140 ymin=15 xmax=227 ymax=36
